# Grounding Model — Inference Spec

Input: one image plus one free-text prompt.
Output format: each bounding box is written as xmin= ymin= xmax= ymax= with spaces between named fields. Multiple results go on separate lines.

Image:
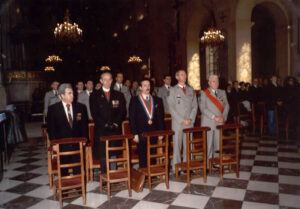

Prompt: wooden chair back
xmin=274 ymin=105 xmax=289 ymax=140
xmin=209 ymin=124 xmax=242 ymax=179
xmin=253 ymin=102 xmax=266 ymax=136
xmin=51 ymin=137 xmax=87 ymax=208
xmin=140 ymin=130 xmax=174 ymax=191
xmin=122 ymin=120 xmax=139 ymax=164
xmin=100 ymin=134 xmax=133 ymax=199
xmin=175 ymin=127 xmax=210 ymax=187
xmin=237 ymin=102 xmax=253 ymax=132
xmin=46 ymin=133 xmax=57 ymax=188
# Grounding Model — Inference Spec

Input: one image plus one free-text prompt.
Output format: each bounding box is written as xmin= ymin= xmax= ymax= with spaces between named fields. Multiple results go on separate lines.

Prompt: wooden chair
xmin=175 ymin=127 xmax=210 ymax=187
xmin=275 ymin=105 xmax=289 ymax=140
xmin=209 ymin=124 xmax=242 ymax=180
xmin=252 ymin=102 xmax=266 ymax=136
xmin=139 ymin=130 xmax=174 ymax=192
xmin=41 ymin=123 xmax=47 ymax=148
xmin=122 ymin=120 xmax=139 ymax=165
xmin=99 ymin=134 xmax=133 ymax=199
xmin=52 ymin=137 xmax=87 ymax=208
xmin=86 ymin=122 xmax=100 ymax=182
xmin=163 ymin=118 xmax=173 ymax=160
xmin=237 ymin=102 xmax=254 ymax=133
xmin=46 ymin=133 xmax=58 ymax=188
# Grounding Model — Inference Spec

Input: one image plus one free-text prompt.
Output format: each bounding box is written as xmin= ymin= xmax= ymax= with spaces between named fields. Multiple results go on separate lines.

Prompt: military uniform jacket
xmin=114 ymin=84 xmax=132 ymax=111
xmin=157 ymin=85 xmax=170 ymax=112
xmin=78 ymin=90 xmax=92 ymax=120
xmin=44 ymin=90 xmax=60 ymax=116
xmin=199 ymin=88 xmax=229 ymax=130
xmin=167 ymin=84 xmax=198 ymax=127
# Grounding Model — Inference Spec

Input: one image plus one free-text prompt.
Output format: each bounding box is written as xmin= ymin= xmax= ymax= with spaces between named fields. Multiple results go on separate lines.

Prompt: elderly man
xmin=199 ymin=75 xmax=229 ymax=165
xmin=113 ymin=72 xmax=131 ymax=112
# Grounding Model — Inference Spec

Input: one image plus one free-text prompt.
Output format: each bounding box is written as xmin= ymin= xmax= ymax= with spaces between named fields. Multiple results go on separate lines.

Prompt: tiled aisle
xmin=1 ymin=135 xmax=300 ymax=209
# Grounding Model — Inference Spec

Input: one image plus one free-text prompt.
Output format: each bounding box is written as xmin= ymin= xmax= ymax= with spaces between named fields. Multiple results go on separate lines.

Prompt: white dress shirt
xmin=62 ymin=101 xmax=73 ymax=120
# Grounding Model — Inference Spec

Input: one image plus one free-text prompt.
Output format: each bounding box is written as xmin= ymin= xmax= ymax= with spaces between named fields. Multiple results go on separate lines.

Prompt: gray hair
xmin=208 ymin=74 xmax=219 ymax=81
xmin=58 ymin=83 xmax=72 ymax=95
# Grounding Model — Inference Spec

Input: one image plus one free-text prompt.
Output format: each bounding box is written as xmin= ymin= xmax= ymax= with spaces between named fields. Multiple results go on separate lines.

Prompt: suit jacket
xmin=199 ymin=88 xmax=229 ymax=130
xmin=90 ymin=88 xmax=126 ymax=142
xmin=157 ymin=85 xmax=170 ymax=112
xmin=114 ymin=84 xmax=132 ymax=112
xmin=46 ymin=101 xmax=89 ymax=140
xmin=78 ymin=90 xmax=92 ymax=120
xmin=167 ymin=84 xmax=198 ymax=128
xmin=129 ymin=95 xmax=164 ymax=136
xmin=44 ymin=90 xmax=60 ymax=116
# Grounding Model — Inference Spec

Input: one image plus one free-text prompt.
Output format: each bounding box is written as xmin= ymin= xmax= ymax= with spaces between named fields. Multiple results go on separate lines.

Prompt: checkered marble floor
xmin=1 ymin=135 xmax=300 ymax=209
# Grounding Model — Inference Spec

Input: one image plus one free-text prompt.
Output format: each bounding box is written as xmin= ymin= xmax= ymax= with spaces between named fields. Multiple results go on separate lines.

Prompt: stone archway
xmin=235 ymin=0 xmax=290 ymax=82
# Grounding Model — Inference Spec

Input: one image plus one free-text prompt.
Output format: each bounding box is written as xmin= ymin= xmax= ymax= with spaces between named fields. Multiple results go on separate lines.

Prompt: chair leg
xmin=166 ymin=173 xmax=169 ymax=189
xmin=53 ymin=184 xmax=57 ymax=200
xmin=203 ymin=167 xmax=207 ymax=183
xmin=82 ymin=180 xmax=86 ymax=205
xmin=175 ymin=165 xmax=179 ymax=179
xmin=49 ymin=174 xmax=53 ymax=189
xmin=100 ymin=176 xmax=103 ymax=192
xmin=107 ymin=182 xmax=111 ymax=200
xmin=148 ymin=175 xmax=152 ymax=192
xmin=209 ymin=159 xmax=212 ymax=175
xmin=128 ymin=180 xmax=132 ymax=197
xmin=187 ymin=170 xmax=190 ymax=188
xmin=220 ymin=165 xmax=223 ymax=180
xmin=59 ymin=190 xmax=63 ymax=208
xmin=236 ymin=163 xmax=239 ymax=178
xmin=90 ymin=168 xmax=94 ymax=182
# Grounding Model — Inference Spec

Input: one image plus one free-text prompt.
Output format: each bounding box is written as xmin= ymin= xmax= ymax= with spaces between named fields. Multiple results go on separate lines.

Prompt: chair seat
xmin=54 ymin=176 xmax=82 ymax=187
xmin=101 ymin=171 xmax=128 ymax=180
xmin=211 ymin=157 xmax=236 ymax=164
xmin=139 ymin=166 xmax=166 ymax=175
xmin=176 ymin=161 xmax=204 ymax=169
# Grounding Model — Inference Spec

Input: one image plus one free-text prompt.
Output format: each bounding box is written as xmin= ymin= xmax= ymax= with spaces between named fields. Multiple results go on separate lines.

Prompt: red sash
xmin=204 ymin=89 xmax=224 ymax=114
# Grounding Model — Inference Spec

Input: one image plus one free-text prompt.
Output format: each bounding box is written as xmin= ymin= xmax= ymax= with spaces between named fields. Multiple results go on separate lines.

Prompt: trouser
xmin=137 ymin=135 xmax=157 ymax=168
xmin=206 ymin=129 xmax=220 ymax=166
xmin=172 ymin=128 xmax=187 ymax=171
xmin=268 ymin=110 xmax=276 ymax=134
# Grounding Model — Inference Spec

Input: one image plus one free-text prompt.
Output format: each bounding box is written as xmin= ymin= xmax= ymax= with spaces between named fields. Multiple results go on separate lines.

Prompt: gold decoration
xmin=99 ymin=66 xmax=111 ymax=71
xmin=128 ymin=55 xmax=142 ymax=63
xmin=45 ymin=55 xmax=62 ymax=63
xmin=44 ymin=66 xmax=55 ymax=72
xmin=200 ymin=27 xmax=225 ymax=46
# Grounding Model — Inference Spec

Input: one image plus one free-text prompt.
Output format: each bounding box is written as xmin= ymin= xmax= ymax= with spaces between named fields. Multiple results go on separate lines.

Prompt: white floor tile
xmin=25 ymin=186 xmax=53 ymax=199
xmin=242 ymin=201 xmax=279 ymax=209
xmin=241 ymin=150 xmax=256 ymax=155
xmin=86 ymin=181 xmax=100 ymax=192
xmin=247 ymin=181 xmax=278 ymax=193
xmin=71 ymin=192 xmax=107 ymax=208
xmin=0 ymin=179 xmax=23 ymax=191
xmin=279 ymin=175 xmax=300 ymax=186
xmin=279 ymin=193 xmax=300 ymax=208
xmin=260 ymin=140 xmax=277 ymax=145
xmin=115 ymin=188 xmax=150 ymax=200
xmin=30 ymin=166 xmax=48 ymax=175
xmin=278 ymin=152 xmax=300 ymax=158
xmin=30 ymin=159 xmax=48 ymax=166
xmin=3 ymin=162 xmax=24 ymax=170
xmin=0 ymin=191 xmax=21 ymax=205
xmin=255 ymin=155 xmax=278 ymax=162
xmin=212 ymin=187 xmax=246 ymax=201
xmin=277 ymin=144 xmax=298 ymax=149
xmin=223 ymin=171 xmax=251 ymax=180
xmin=191 ymin=176 xmax=220 ymax=186
xmin=257 ymin=147 xmax=277 ymax=152
xmin=132 ymin=200 xmax=169 ymax=209
xmin=171 ymin=193 xmax=209 ymax=209
xmin=242 ymin=142 xmax=258 ymax=147
xmin=278 ymin=162 xmax=300 ymax=169
xmin=27 ymin=175 xmax=49 ymax=185
xmin=251 ymin=166 xmax=278 ymax=175
xmin=1 ymin=170 xmax=23 ymax=179
xmin=27 ymin=199 xmax=68 ymax=209
xmin=240 ymin=159 xmax=254 ymax=166
xmin=154 ymin=181 xmax=186 ymax=193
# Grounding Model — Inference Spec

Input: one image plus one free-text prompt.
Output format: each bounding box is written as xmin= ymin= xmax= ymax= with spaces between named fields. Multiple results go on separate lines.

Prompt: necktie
xmin=182 ymin=87 xmax=186 ymax=94
xmin=215 ymin=91 xmax=218 ymax=98
xmin=66 ymin=104 xmax=73 ymax=128
xmin=104 ymin=91 xmax=110 ymax=100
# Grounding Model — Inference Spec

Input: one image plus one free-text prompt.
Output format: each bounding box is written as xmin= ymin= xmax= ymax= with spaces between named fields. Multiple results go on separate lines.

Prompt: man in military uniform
xmin=167 ymin=69 xmax=198 ymax=172
xmin=44 ymin=81 xmax=60 ymax=116
xmin=113 ymin=72 xmax=131 ymax=112
xmin=199 ymin=75 xmax=229 ymax=165
xmin=78 ymin=79 xmax=93 ymax=120
xmin=157 ymin=74 xmax=172 ymax=113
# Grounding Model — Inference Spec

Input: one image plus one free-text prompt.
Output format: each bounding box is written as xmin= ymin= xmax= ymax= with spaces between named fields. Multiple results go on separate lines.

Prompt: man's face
xmin=253 ymin=79 xmax=258 ymax=86
xmin=116 ymin=73 xmax=123 ymax=84
xmin=100 ymin=73 xmax=113 ymax=89
xmin=61 ymin=88 xmax=74 ymax=104
xmin=233 ymin=82 xmax=239 ymax=89
xmin=175 ymin=71 xmax=186 ymax=84
xmin=271 ymin=76 xmax=277 ymax=83
xmin=76 ymin=82 xmax=84 ymax=91
xmin=85 ymin=81 xmax=93 ymax=91
xmin=208 ymin=77 xmax=219 ymax=90
xmin=51 ymin=82 xmax=59 ymax=90
xmin=164 ymin=76 xmax=172 ymax=86
xmin=95 ymin=82 xmax=102 ymax=90
xmin=125 ymin=80 xmax=131 ymax=87
xmin=140 ymin=80 xmax=151 ymax=95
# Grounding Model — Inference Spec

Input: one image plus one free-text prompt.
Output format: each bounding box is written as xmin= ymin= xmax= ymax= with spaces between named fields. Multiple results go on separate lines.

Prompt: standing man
xmin=78 ymin=79 xmax=94 ymax=120
xmin=113 ymin=72 xmax=131 ymax=112
xmin=199 ymin=75 xmax=229 ymax=165
xmin=157 ymin=74 xmax=172 ymax=113
xmin=167 ymin=69 xmax=198 ymax=172
xmin=44 ymin=81 xmax=60 ymax=116
xmin=129 ymin=78 xmax=164 ymax=168
xmin=90 ymin=70 xmax=126 ymax=173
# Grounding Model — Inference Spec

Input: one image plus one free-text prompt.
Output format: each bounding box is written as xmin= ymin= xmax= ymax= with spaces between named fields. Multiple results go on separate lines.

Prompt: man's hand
xmin=158 ymin=136 xmax=164 ymax=140
xmin=133 ymin=134 xmax=139 ymax=143
xmin=214 ymin=116 xmax=225 ymax=123
xmin=52 ymin=145 xmax=57 ymax=152
xmin=183 ymin=119 xmax=192 ymax=126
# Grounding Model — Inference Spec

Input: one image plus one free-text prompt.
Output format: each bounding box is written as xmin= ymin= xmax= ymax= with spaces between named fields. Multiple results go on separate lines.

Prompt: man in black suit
xmin=47 ymin=83 xmax=89 ymax=175
xmin=129 ymin=78 xmax=164 ymax=168
xmin=89 ymin=70 xmax=126 ymax=173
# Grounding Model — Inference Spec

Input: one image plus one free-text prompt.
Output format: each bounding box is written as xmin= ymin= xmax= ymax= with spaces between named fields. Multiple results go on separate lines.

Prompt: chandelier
xmin=99 ymin=66 xmax=111 ymax=71
xmin=44 ymin=66 xmax=55 ymax=72
xmin=200 ymin=27 xmax=225 ymax=46
xmin=54 ymin=9 xmax=82 ymax=42
xmin=128 ymin=55 xmax=142 ymax=63
xmin=45 ymin=55 xmax=62 ymax=63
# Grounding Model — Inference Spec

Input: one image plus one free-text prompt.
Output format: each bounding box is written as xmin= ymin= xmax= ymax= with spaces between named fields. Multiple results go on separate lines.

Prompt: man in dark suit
xmin=129 ymin=78 xmax=164 ymax=168
xmin=89 ymin=70 xmax=126 ymax=173
xmin=47 ymin=83 xmax=89 ymax=175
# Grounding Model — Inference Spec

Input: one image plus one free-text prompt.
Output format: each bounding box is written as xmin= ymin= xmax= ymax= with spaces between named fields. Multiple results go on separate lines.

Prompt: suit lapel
xmin=72 ymin=103 xmax=77 ymax=127
xmin=58 ymin=102 xmax=72 ymax=130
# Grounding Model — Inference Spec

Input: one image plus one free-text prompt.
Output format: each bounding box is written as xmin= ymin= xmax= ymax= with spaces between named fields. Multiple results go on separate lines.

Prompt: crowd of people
xmin=42 ymin=69 xmax=299 ymax=178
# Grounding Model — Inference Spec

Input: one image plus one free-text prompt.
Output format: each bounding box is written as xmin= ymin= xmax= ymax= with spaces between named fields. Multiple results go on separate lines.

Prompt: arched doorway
xmin=235 ymin=0 xmax=290 ymax=82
